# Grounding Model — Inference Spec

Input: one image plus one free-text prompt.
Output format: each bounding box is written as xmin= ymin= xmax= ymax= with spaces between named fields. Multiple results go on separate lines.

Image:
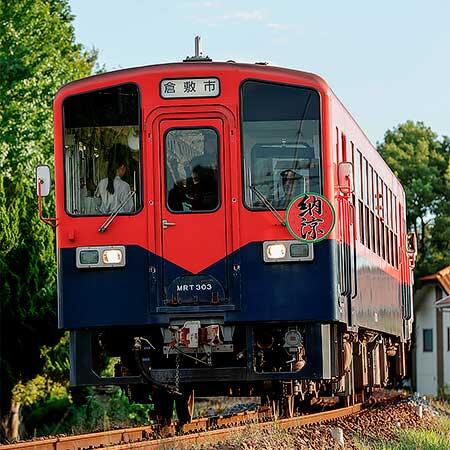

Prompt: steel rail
xmin=1 ymin=403 xmax=362 ymax=450
xmin=116 ymin=403 xmax=363 ymax=450
xmin=0 ymin=424 xmax=155 ymax=450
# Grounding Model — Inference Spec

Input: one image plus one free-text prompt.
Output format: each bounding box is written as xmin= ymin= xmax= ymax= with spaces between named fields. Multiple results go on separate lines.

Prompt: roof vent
xmin=184 ymin=36 xmax=212 ymax=62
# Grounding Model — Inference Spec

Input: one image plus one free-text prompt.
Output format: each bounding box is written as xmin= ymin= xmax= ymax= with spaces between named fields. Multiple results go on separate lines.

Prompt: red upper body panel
xmin=53 ymin=62 xmax=408 ymax=281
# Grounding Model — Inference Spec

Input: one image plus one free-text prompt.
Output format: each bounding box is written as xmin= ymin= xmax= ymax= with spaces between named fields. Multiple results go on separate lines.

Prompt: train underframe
xmin=70 ymin=320 xmax=408 ymax=423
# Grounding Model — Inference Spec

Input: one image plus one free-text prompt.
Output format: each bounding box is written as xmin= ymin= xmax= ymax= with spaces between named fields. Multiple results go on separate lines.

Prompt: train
xmin=36 ymin=40 xmax=417 ymax=423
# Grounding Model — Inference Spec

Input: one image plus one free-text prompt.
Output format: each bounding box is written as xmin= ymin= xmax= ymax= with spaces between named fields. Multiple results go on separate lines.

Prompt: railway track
xmin=2 ymin=402 xmax=365 ymax=450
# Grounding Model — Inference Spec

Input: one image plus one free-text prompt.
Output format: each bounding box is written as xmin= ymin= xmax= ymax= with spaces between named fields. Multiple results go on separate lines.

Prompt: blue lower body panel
xmin=58 ymin=240 xmax=337 ymax=328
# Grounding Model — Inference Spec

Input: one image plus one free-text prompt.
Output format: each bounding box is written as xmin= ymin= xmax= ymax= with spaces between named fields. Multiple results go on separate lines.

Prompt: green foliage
xmin=377 ymin=121 xmax=450 ymax=277
xmin=11 ymin=333 xmax=69 ymax=407
xmin=359 ymin=417 xmax=450 ymax=449
xmin=23 ymin=388 xmax=153 ymax=438
xmin=437 ymin=383 xmax=450 ymax=401
xmin=0 ymin=0 xmax=96 ymax=419
xmin=0 ymin=0 xmax=95 ymax=313
xmin=40 ymin=332 xmax=71 ymax=382
xmin=9 ymin=333 xmax=152 ymax=438
xmin=12 ymin=375 xmax=67 ymax=407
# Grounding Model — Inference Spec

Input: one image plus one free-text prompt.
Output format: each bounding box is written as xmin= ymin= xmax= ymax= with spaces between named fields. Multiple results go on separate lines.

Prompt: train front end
xmin=51 ymin=61 xmax=367 ymax=417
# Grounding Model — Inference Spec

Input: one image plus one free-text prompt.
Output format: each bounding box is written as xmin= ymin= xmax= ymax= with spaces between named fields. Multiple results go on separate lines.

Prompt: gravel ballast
xmin=202 ymin=395 xmax=449 ymax=449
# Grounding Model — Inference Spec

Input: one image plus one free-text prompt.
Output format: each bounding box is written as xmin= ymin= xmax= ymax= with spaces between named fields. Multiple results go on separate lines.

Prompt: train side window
xmin=384 ymin=187 xmax=388 ymax=226
xmin=370 ymin=211 xmax=375 ymax=252
xmin=393 ymin=234 xmax=398 ymax=268
xmin=384 ymin=184 xmax=389 ymax=223
xmin=165 ymin=128 xmax=219 ymax=213
xmin=241 ymin=80 xmax=321 ymax=210
xmin=378 ymin=178 xmax=384 ymax=218
xmin=369 ymin=165 xmax=374 ymax=211
xmin=359 ymin=200 xmax=365 ymax=245
xmin=355 ymin=150 xmax=362 ymax=199
xmin=365 ymin=205 xmax=370 ymax=250
xmin=380 ymin=222 xmax=385 ymax=259
xmin=390 ymin=231 xmax=395 ymax=266
xmin=389 ymin=190 xmax=393 ymax=229
xmin=374 ymin=173 xmax=379 ymax=213
xmin=386 ymin=188 xmax=390 ymax=227
xmin=366 ymin=162 xmax=370 ymax=209
xmin=63 ymin=83 xmax=141 ymax=216
xmin=375 ymin=216 xmax=380 ymax=255
xmin=393 ymin=194 xmax=397 ymax=233
xmin=362 ymin=157 xmax=367 ymax=205
xmin=386 ymin=225 xmax=390 ymax=263
xmin=386 ymin=227 xmax=392 ymax=264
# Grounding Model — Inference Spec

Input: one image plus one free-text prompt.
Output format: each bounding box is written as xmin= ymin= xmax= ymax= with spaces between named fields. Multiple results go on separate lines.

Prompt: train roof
xmin=55 ymin=60 xmax=403 ymax=197
xmin=55 ymin=61 xmax=329 ymax=95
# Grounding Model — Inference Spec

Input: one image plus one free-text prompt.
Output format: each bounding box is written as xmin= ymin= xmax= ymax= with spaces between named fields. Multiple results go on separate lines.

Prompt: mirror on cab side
xmin=406 ymin=232 xmax=417 ymax=269
xmin=36 ymin=165 xmax=56 ymax=227
xmin=338 ymin=161 xmax=354 ymax=196
xmin=36 ymin=165 xmax=51 ymax=197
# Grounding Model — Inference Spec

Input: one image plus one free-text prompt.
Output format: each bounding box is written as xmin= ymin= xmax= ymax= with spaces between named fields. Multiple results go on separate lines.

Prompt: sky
xmin=69 ymin=0 xmax=450 ymax=144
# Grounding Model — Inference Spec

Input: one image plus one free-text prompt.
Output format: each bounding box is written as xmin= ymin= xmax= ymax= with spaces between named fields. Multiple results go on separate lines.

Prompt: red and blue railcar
xmin=40 ymin=50 xmax=415 ymax=420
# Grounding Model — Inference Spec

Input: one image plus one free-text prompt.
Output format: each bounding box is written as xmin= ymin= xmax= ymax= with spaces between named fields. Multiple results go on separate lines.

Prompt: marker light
xmin=290 ymin=243 xmax=309 ymax=258
xmin=102 ymin=249 xmax=123 ymax=264
xmin=266 ymin=243 xmax=287 ymax=259
xmin=79 ymin=250 xmax=99 ymax=265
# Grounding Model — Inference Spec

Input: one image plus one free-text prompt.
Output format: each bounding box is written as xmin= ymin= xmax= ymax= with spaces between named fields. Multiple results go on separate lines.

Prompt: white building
xmin=413 ymin=265 xmax=450 ymax=396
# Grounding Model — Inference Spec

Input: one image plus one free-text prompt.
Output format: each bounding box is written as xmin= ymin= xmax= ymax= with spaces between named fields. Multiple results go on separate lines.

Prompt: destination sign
xmin=160 ymin=77 xmax=220 ymax=98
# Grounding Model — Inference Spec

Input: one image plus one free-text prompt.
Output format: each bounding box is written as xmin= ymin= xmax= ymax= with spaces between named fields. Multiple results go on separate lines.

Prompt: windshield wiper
xmin=98 ymin=190 xmax=136 ymax=233
xmin=250 ymin=185 xmax=286 ymax=226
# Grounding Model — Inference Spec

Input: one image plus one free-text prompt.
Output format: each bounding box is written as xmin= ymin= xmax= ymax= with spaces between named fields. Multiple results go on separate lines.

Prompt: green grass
xmin=357 ymin=417 xmax=450 ymax=450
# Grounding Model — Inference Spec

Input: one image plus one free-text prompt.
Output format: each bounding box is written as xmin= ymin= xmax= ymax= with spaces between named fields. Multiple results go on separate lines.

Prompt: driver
xmin=276 ymin=169 xmax=302 ymax=209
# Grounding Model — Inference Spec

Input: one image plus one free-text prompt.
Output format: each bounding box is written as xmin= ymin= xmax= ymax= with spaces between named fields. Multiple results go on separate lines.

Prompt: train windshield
xmin=62 ymin=83 xmax=141 ymax=215
xmin=241 ymin=80 xmax=321 ymax=210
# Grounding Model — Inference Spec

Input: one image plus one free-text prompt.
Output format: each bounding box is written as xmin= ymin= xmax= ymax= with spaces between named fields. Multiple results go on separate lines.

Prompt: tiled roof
xmin=421 ymin=265 xmax=450 ymax=295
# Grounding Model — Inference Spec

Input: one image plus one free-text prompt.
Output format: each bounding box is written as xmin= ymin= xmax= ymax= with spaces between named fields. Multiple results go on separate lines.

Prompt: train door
xmin=151 ymin=117 xmax=232 ymax=308
xmin=399 ymin=203 xmax=412 ymax=339
xmin=337 ymin=131 xmax=356 ymax=326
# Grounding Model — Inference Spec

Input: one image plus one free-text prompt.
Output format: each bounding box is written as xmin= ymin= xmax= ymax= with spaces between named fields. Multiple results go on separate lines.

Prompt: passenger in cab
xmin=188 ymin=165 xmax=218 ymax=211
xmin=276 ymin=169 xmax=303 ymax=209
xmin=185 ymin=131 xmax=219 ymax=211
xmin=95 ymin=147 xmax=134 ymax=214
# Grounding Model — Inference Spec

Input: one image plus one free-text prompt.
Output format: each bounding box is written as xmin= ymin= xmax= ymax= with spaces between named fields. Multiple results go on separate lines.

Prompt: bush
xmin=22 ymin=387 xmax=153 ymax=438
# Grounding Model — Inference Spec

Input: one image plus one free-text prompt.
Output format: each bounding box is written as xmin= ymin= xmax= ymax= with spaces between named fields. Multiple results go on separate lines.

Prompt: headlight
xmin=102 ymin=249 xmax=123 ymax=264
xmin=263 ymin=241 xmax=314 ymax=263
xmin=266 ymin=243 xmax=287 ymax=259
xmin=76 ymin=246 xmax=126 ymax=268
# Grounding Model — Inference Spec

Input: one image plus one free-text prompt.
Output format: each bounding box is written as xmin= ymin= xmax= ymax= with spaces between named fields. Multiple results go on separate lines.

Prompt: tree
xmin=0 ymin=0 xmax=96 ymax=439
xmin=377 ymin=121 xmax=450 ymax=278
